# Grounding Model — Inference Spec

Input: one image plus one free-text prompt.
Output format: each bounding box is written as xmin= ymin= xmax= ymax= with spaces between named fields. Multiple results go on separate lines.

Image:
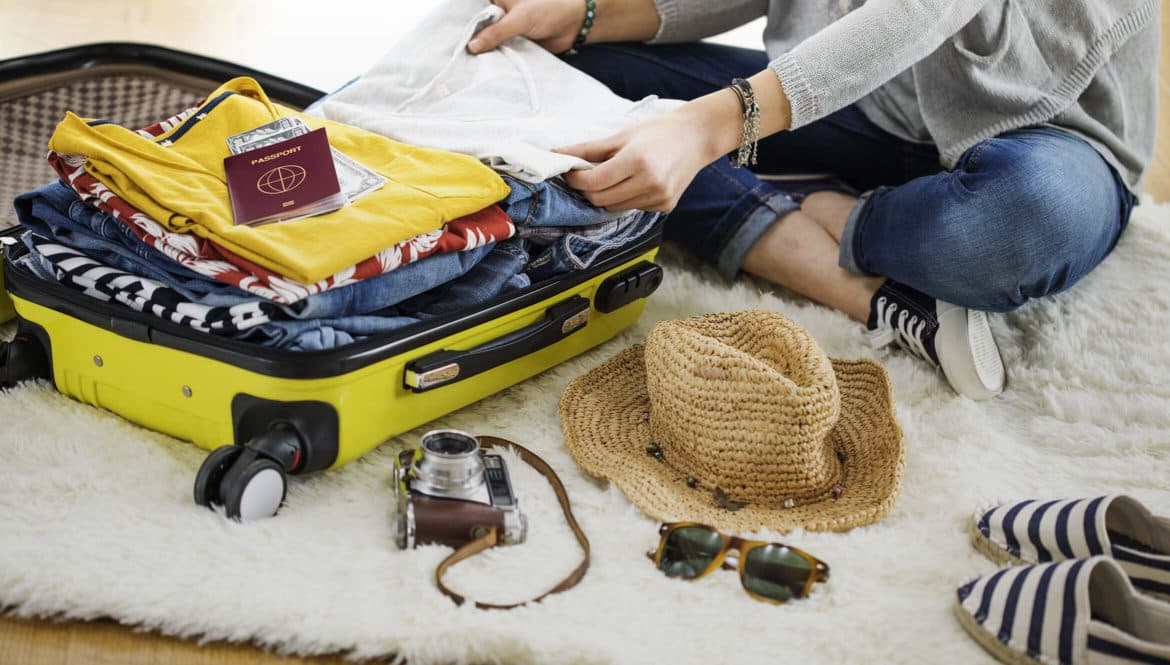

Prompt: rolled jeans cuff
xmin=838 ymin=189 xmax=881 ymax=276
xmin=715 ymin=192 xmax=800 ymax=281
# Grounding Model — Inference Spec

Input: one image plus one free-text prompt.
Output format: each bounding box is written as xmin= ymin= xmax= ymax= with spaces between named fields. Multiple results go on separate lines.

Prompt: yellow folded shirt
xmin=48 ymin=77 xmax=510 ymax=284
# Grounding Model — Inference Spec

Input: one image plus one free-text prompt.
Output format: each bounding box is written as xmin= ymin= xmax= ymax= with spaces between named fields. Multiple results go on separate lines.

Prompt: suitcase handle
xmin=403 ymin=295 xmax=591 ymax=393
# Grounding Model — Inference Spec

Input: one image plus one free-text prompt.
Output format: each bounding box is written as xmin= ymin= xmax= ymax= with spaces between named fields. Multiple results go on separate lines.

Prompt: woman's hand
xmin=557 ymin=70 xmax=794 ymax=213
xmin=467 ymin=0 xmax=585 ymax=54
xmin=556 ymin=92 xmax=746 ymax=212
xmin=554 ymin=116 xmax=709 ymax=213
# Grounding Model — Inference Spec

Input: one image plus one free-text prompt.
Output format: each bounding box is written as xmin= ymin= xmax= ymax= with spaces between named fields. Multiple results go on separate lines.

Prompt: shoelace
xmin=867 ymin=295 xmax=935 ymax=366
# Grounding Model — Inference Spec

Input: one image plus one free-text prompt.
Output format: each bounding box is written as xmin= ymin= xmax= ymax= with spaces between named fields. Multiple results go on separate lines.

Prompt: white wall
xmin=0 ymin=0 xmax=763 ymax=91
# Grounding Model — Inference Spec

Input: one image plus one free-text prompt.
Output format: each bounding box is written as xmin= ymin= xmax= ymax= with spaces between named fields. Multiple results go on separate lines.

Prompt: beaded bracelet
xmin=727 ymin=77 xmax=760 ymax=168
xmin=567 ymin=0 xmax=596 ymax=54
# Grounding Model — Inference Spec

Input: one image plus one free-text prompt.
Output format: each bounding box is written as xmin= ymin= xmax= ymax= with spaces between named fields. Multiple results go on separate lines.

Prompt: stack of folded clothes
xmin=11 ymin=34 xmax=667 ymax=351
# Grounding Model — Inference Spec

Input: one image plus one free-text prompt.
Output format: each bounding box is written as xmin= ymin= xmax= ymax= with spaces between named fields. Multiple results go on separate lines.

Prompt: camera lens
xmin=421 ymin=430 xmax=479 ymax=457
xmin=412 ymin=430 xmax=487 ymax=501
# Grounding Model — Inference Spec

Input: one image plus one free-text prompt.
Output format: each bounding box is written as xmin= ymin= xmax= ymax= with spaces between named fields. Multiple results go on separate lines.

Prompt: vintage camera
xmin=394 ymin=429 xmax=527 ymax=549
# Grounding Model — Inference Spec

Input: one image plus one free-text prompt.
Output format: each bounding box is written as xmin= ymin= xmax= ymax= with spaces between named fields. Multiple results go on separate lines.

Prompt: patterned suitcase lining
xmin=0 ymin=71 xmax=209 ymax=229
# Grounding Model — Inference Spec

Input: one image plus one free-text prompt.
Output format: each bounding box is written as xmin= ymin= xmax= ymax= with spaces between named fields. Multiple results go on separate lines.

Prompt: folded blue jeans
xmin=14 ymin=181 xmax=495 ymax=319
xmin=497 ymin=175 xmax=661 ymax=281
xmin=20 ymin=177 xmax=652 ymax=311
xmin=21 ymin=232 xmax=528 ymax=351
xmin=13 ymin=172 xmax=654 ymax=349
xmin=566 ymin=42 xmax=1136 ymax=311
xmin=14 ymin=181 xmax=244 ymax=304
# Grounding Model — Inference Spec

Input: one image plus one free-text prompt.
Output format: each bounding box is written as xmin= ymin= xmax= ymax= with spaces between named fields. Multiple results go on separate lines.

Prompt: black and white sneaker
xmin=866 ymin=280 xmax=1005 ymax=400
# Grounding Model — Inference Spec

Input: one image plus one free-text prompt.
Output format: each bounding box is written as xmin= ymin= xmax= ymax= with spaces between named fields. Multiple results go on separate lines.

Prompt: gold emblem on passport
xmin=257 ymin=165 xmax=307 ymax=195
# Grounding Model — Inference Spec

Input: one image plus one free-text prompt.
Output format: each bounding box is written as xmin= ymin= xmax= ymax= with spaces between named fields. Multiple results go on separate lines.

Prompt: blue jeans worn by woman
xmin=566 ymin=42 xmax=1136 ymax=313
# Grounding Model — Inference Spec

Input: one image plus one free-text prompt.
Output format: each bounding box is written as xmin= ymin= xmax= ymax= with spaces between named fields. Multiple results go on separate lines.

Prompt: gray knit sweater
xmin=651 ymin=0 xmax=1161 ymax=191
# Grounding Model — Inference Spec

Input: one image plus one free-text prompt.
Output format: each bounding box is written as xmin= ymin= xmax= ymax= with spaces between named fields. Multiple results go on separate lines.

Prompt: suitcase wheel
xmin=193 ymin=445 xmax=244 ymax=507
xmin=194 ymin=445 xmax=288 ymax=522
xmin=221 ymin=453 xmax=287 ymax=522
xmin=0 ymin=334 xmax=50 ymax=388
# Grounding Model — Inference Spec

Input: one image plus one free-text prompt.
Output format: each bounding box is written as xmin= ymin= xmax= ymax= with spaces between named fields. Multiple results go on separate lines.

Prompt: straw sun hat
xmin=560 ymin=310 xmax=904 ymax=533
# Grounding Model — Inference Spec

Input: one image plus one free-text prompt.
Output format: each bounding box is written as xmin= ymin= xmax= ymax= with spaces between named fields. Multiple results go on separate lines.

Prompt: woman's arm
xmin=771 ymin=0 xmax=990 ymax=129
xmin=553 ymin=70 xmax=787 ymax=212
xmin=560 ymin=0 xmax=992 ymax=211
xmin=467 ymin=0 xmax=768 ymax=54
xmin=468 ymin=0 xmax=663 ymax=54
xmin=650 ymin=0 xmax=768 ymax=44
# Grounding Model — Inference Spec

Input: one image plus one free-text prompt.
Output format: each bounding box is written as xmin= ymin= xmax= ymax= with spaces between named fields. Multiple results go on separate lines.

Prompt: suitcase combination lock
xmin=594 ymin=262 xmax=663 ymax=313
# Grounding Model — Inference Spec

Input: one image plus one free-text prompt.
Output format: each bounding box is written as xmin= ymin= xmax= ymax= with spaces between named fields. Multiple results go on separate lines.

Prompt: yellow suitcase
xmin=0 ymin=44 xmax=664 ymax=520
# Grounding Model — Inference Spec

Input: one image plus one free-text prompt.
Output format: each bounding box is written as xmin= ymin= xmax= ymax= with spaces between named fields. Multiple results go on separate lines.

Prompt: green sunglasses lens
xmin=659 ymin=526 xmax=725 ymax=579
xmin=742 ymin=545 xmax=813 ymax=602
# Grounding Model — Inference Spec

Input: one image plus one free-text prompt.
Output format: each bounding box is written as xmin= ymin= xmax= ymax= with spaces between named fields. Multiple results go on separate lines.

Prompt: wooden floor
xmin=0 ymin=615 xmax=362 ymax=665
xmin=1 ymin=2 xmax=1169 ymax=664
xmin=1151 ymin=0 xmax=1170 ymax=203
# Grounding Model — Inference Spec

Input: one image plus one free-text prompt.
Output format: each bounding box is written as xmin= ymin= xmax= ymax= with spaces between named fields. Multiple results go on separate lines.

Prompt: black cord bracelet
xmin=728 ymin=78 xmax=760 ymax=168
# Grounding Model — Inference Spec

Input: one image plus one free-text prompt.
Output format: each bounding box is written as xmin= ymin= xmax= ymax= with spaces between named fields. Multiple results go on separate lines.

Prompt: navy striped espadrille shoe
xmin=955 ymin=557 xmax=1170 ymax=665
xmin=972 ymin=496 xmax=1170 ymax=598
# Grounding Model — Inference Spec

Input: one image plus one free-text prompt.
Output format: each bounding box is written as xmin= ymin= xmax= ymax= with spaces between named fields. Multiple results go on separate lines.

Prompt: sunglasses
xmin=647 ymin=522 xmax=830 ymax=604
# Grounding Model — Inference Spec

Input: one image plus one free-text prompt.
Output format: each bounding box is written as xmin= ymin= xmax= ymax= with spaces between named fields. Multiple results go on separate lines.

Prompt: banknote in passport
xmin=225 ymin=117 xmax=307 ymax=154
xmin=226 ymin=118 xmax=387 ymax=203
xmin=224 ymin=127 xmax=345 ymax=226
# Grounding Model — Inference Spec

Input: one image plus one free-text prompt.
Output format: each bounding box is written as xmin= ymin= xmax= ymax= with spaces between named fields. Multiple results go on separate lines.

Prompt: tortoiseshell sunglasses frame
xmin=648 ymin=522 xmax=830 ymax=604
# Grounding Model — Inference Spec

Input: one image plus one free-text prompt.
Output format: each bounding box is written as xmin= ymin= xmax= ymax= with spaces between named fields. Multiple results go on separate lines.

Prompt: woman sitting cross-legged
xmin=468 ymin=0 xmax=1158 ymax=400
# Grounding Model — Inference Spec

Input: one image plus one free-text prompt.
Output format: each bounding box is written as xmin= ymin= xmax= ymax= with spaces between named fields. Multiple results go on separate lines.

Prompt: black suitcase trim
xmin=0 ymin=42 xmax=325 ymax=109
xmin=4 ymin=221 xmax=664 ymax=381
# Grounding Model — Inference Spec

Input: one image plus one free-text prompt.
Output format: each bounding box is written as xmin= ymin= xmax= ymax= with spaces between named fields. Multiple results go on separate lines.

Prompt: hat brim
xmin=559 ymin=345 xmax=904 ymax=534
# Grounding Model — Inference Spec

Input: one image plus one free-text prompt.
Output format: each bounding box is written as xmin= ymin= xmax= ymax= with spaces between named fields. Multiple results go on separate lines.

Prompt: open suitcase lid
xmin=0 ymin=42 xmax=326 ymax=231
xmin=0 ymin=43 xmax=326 ymax=323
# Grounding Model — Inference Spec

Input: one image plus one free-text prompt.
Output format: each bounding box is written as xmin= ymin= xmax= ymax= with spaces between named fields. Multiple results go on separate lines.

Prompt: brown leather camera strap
xmin=433 ymin=435 xmax=591 ymax=610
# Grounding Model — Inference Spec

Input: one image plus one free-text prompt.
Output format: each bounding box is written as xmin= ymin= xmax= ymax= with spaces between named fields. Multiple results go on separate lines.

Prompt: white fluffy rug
xmin=1 ymin=200 xmax=1168 ymax=665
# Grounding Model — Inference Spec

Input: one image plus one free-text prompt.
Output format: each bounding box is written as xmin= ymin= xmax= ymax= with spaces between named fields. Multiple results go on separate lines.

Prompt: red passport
xmin=224 ymin=127 xmax=345 ymax=226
